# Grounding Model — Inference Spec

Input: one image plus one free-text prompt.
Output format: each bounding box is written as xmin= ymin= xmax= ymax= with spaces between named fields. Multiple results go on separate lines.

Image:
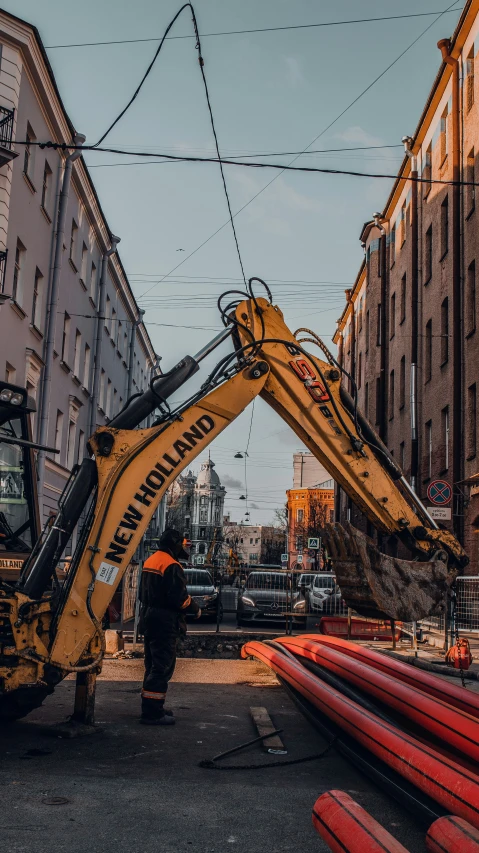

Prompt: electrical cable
xmin=90 ymin=2 xmax=247 ymax=285
xmin=44 ymin=9 xmax=463 ymax=49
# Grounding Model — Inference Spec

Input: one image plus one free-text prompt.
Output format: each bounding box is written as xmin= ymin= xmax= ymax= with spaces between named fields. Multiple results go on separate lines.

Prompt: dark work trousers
xmin=141 ymin=633 xmax=178 ymax=718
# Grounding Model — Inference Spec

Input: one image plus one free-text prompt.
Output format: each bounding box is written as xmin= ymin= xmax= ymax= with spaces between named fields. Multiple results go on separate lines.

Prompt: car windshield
xmin=245 ymin=573 xmax=288 ymax=590
xmin=313 ymin=575 xmax=335 ymax=589
xmin=184 ymin=570 xmax=213 ymax=586
xmin=297 ymin=574 xmax=315 ymax=587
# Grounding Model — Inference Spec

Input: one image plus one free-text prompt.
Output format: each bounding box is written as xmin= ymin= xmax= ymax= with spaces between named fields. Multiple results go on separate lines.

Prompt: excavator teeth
xmin=320 ymin=522 xmax=453 ymax=622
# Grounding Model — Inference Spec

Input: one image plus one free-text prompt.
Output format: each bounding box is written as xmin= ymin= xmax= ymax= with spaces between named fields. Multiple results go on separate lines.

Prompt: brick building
xmin=334 ymin=0 xmax=479 ymax=572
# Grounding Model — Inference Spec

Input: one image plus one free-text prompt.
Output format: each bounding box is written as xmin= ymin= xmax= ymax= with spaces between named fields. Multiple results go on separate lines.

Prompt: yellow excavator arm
xmin=0 ymin=285 xmax=468 ymax=718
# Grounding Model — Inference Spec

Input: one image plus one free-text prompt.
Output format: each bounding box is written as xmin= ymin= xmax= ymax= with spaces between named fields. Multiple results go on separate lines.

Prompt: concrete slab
xmin=0 ymin=659 xmax=428 ymax=853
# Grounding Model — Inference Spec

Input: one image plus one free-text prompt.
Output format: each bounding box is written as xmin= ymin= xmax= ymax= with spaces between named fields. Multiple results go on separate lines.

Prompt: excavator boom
xmin=0 ymin=285 xmax=468 ymax=718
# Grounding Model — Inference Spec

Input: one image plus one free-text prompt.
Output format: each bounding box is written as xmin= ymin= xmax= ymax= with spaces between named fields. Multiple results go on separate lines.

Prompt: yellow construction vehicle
xmin=0 ymin=280 xmax=469 ymax=720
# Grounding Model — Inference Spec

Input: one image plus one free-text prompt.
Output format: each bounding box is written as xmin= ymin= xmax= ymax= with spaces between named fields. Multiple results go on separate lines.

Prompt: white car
xmin=307 ymin=574 xmax=336 ymax=613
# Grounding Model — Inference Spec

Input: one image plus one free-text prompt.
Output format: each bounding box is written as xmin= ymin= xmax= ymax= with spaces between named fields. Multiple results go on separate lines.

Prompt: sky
xmin=8 ymin=0 xmax=465 ymax=524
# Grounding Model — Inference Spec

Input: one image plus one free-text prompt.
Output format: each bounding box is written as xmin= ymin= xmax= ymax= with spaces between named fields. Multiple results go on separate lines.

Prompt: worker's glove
xmin=195 ymin=608 xmax=202 ymax=619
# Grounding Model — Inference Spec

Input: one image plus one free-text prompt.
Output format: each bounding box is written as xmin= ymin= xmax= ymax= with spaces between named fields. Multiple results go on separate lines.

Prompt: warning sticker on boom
xmin=96 ymin=562 xmax=120 ymax=586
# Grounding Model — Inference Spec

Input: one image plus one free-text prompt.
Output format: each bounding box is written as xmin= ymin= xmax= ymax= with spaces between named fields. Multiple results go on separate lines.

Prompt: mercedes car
xmin=237 ymin=571 xmax=298 ymax=626
xmin=184 ymin=568 xmax=223 ymax=622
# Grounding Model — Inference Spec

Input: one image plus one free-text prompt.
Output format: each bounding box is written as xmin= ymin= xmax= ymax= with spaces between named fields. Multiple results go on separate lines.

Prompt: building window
xmin=99 ymin=369 xmax=105 ymax=411
xmin=468 ymin=383 xmax=477 ymax=458
xmin=467 ymin=260 xmax=476 ymax=336
xmin=390 ymin=292 xmax=396 ymax=339
xmin=69 ymin=220 xmax=78 ymax=269
xmin=441 ymin=297 xmax=449 ymax=365
xmin=365 ymin=310 xmax=370 ymax=353
xmin=442 ymin=406 xmax=449 ymax=471
xmin=106 ymin=379 xmax=112 ymax=417
xmin=440 ymin=105 xmax=448 ymax=164
xmin=388 ymin=370 xmax=394 ymax=420
xmin=31 ymin=267 xmax=43 ymax=330
xmin=105 ymin=295 xmax=111 ymax=333
xmin=423 ymin=142 xmax=432 ymax=197
xmin=357 ymin=351 xmax=362 ymax=389
xmin=296 ymin=508 xmax=304 ymax=523
xmin=90 ymin=262 xmax=97 ymax=304
xmin=23 ymin=123 xmax=36 ymax=180
xmin=55 ymin=410 xmax=64 ymax=458
xmin=425 ymin=419 xmax=433 ymax=479
xmin=73 ymin=329 xmax=82 ymax=378
xmin=12 ymin=239 xmax=25 ymax=305
xmin=61 ymin=312 xmax=71 ymax=364
xmin=80 ymin=242 xmax=88 ymax=285
xmin=425 ymin=319 xmax=432 ymax=382
xmin=467 ymin=46 xmax=475 ymax=112
xmin=425 ymin=225 xmax=432 ymax=283
xmin=441 ymin=196 xmax=449 ymax=258
xmin=390 ymin=224 xmax=396 ymax=267
xmin=399 ymin=355 xmax=406 ymax=409
xmin=66 ymin=419 xmax=76 ymax=470
xmin=77 ymin=430 xmax=85 ymax=465
xmin=5 ymin=363 xmax=16 ymax=384
xmin=400 ymin=274 xmax=406 ymax=324
xmin=400 ymin=441 xmax=405 ymax=471
xmin=358 ymin=297 xmax=363 ymax=332
xmin=117 ymin=320 xmax=122 ymax=353
xmin=467 ymin=148 xmax=475 ymax=215
xmin=41 ymin=161 xmax=52 ymax=214
xmin=375 ymin=377 xmax=381 ymax=426
xmin=365 ymin=382 xmax=369 ymax=419
xmin=376 ymin=303 xmax=382 ymax=346
xmin=400 ymin=201 xmax=406 ymax=246
xmin=83 ymin=343 xmax=91 ymax=390
xmin=111 ymin=308 xmax=116 ymax=340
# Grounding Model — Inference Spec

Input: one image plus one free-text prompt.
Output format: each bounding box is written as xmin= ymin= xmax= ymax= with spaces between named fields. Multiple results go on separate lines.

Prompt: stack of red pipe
xmin=241 ymin=637 xmax=479 ymax=830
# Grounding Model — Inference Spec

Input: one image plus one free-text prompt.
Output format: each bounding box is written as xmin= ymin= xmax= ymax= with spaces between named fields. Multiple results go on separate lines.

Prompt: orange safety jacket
xmin=140 ymin=550 xmax=199 ymax=628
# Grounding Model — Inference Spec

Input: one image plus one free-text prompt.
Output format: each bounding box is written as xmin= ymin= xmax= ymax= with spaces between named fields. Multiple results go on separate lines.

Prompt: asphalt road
xmin=0 ymin=658 xmax=428 ymax=853
xmin=193 ymin=609 xmax=318 ymax=634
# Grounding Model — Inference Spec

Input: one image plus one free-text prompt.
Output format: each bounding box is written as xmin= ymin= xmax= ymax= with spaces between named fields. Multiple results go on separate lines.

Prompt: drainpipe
xmin=438 ymin=38 xmax=463 ymax=541
xmin=88 ymin=234 xmax=120 ymax=437
xmin=37 ymin=133 xmax=86 ymax=497
xmin=374 ymin=213 xmax=388 ymax=442
xmin=127 ymin=308 xmax=145 ymax=401
xmin=403 ymin=136 xmax=419 ymax=491
xmin=346 ymin=289 xmax=356 ymax=393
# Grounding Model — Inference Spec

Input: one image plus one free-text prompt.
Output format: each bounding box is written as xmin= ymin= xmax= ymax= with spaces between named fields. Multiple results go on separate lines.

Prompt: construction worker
xmin=139 ymin=528 xmax=200 ymax=725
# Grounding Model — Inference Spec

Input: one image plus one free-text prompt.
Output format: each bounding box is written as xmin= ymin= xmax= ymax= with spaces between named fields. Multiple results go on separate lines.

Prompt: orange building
xmin=286 ymin=482 xmax=335 ymax=569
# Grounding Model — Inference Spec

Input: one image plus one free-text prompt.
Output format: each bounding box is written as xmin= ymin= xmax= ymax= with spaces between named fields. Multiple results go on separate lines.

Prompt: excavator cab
xmin=0 ymin=382 xmax=41 ymax=583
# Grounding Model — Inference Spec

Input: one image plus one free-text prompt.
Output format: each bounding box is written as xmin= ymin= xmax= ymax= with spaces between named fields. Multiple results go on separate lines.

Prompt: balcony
xmin=0 ymin=107 xmax=18 ymax=169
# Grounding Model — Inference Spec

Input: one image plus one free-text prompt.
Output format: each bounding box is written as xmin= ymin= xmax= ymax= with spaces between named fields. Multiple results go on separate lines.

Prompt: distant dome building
xmin=165 ymin=456 xmax=226 ymax=563
xmin=191 ymin=457 xmax=226 ymax=559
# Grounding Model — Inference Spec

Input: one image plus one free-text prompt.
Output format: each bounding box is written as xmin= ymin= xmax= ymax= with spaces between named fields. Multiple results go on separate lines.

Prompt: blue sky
xmin=8 ymin=0 xmax=465 ymax=522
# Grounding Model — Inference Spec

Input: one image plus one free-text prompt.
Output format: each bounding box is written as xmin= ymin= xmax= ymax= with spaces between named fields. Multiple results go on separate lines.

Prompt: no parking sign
xmin=427 ymin=479 xmax=452 ymax=505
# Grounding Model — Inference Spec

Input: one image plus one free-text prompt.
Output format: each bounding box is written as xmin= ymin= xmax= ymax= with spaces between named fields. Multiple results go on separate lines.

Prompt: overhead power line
xmin=44 ymin=10 xmax=462 ymax=49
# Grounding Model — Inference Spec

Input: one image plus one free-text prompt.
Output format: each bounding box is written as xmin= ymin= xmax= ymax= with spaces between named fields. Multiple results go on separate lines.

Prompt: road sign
xmin=427 ymin=479 xmax=452 ymax=505
xmin=427 ymin=506 xmax=452 ymax=521
xmin=308 ymin=537 xmax=320 ymax=549
xmin=296 ymin=554 xmax=303 ymax=563
xmin=281 ymin=553 xmax=288 ymax=563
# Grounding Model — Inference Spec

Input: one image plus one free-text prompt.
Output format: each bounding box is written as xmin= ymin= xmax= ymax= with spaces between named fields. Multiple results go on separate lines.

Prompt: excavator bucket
xmin=320 ymin=522 xmax=452 ymax=622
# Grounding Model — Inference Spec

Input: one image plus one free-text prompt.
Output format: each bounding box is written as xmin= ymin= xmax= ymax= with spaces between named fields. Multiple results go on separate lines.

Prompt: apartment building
xmin=0 ymin=10 xmax=158 ymax=523
xmin=334 ymin=0 xmax=479 ymax=571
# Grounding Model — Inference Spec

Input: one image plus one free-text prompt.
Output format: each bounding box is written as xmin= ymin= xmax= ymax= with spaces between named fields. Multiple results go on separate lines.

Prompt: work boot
xmin=140 ymin=714 xmax=175 ymax=726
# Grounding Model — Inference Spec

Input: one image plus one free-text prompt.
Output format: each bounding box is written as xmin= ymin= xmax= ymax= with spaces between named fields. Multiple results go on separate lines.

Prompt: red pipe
xmin=242 ymin=641 xmax=479 ymax=829
xmin=426 ymin=815 xmax=479 ymax=852
xmin=312 ymin=790 xmax=411 ymax=853
xmin=275 ymin=636 xmax=479 ymax=765
xmin=294 ymin=634 xmax=479 ymax=720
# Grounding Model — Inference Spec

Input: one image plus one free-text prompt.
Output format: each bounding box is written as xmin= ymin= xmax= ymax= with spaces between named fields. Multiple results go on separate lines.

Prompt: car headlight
xmin=294 ymin=600 xmax=306 ymax=610
xmin=202 ymin=594 xmax=217 ymax=602
xmin=241 ymin=596 xmax=255 ymax=607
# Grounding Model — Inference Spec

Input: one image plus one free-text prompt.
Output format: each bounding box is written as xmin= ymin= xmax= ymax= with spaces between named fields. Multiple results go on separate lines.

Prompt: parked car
xmin=237 ymin=572 xmax=294 ymax=626
xmin=184 ymin=569 xmax=222 ymax=622
xmin=290 ymin=573 xmax=319 ymax=624
xmin=307 ymin=573 xmax=336 ymax=613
